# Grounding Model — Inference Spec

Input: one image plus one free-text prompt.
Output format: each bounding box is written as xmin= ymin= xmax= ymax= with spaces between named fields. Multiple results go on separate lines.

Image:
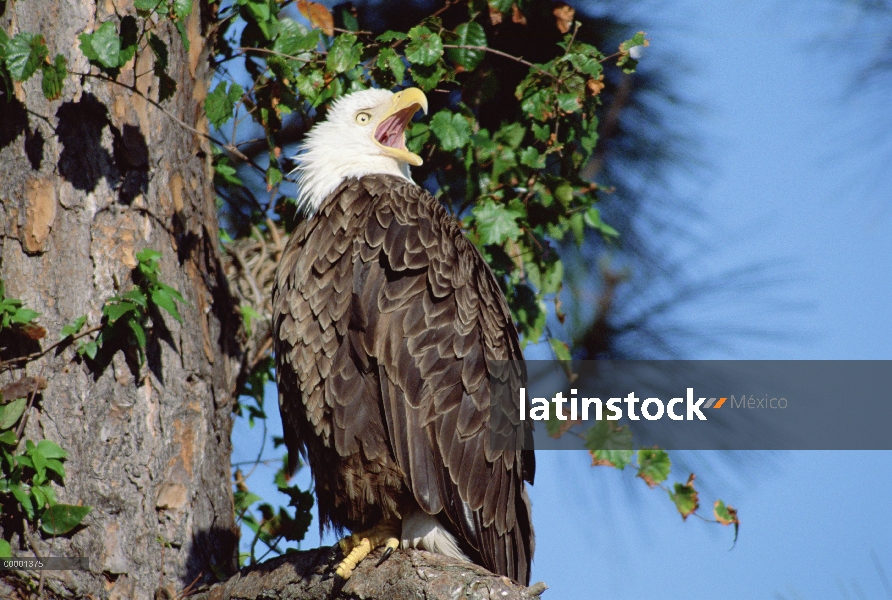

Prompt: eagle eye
xmin=355 ymin=112 xmax=372 ymax=125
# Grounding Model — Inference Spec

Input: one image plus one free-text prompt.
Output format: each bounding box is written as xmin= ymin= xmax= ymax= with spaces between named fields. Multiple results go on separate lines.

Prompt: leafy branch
xmin=0 ymin=286 xmax=91 ymax=558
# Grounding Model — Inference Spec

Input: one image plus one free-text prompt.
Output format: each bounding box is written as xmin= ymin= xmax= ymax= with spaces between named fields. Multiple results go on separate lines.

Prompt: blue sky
xmin=232 ymin=1 xmax=892 ymax=597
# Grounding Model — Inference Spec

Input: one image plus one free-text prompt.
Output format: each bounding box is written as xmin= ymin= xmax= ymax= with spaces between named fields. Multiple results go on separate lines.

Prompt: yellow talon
xmin=334 ymin=522 xmax=400 ymax=581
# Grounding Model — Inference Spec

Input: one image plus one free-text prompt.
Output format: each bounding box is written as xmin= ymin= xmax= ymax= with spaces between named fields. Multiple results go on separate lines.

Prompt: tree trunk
xmin=0 ymin=0 xmax=241 ymax=598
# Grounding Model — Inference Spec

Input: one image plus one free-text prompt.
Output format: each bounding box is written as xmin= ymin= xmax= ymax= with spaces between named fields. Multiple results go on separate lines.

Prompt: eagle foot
xmin=335 ymin=523 xmax=400 ymax=581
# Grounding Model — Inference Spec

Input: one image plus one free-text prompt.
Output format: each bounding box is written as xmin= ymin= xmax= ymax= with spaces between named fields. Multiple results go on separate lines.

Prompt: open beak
xmin=373 ymin=88 xmax=428 ymax=167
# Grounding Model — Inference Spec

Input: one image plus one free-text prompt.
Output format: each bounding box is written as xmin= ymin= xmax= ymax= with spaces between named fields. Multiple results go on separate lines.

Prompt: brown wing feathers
xmin=273 ymin=174 xmax=534 ymax=584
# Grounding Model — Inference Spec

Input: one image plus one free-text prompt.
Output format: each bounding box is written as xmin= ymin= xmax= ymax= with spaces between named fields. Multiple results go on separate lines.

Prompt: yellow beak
xmin=373 ymin=88 xmax=428 ymax=167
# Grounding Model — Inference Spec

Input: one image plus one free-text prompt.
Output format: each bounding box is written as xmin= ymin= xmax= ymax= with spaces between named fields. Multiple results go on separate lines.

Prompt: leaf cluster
xmin=78 ymin=248 xmax=188 ymax=364
xmin=234 ymin=466 xmax=313 ymax=565
xmin=0 ymin=282 xmax=40 ymax=330
xmin=0 ymin=29 xmax=67 ymax=101
xmin=0 ymin=287 xmax=92 ymax=558
xmin=583 ymin=426 xmax=738 ymax=538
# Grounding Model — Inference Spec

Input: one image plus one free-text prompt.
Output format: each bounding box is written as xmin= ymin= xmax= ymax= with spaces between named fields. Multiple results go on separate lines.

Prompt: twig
xmin=441 ymin=45 xmax=558 ymax=80
xmin=15 ymin=364 xmax=46 ymax=441
xmin=0 ymin=324 xmax=104 ymax=371
xmin=331 ymin=27 xmax=374 ymax=36
xmin=237 ymin=46 xmax=319 ymax=62
xmin=430 ymin=0 xmax=462 ymax=20
xmin=249 ymin=335 xmax=273 ymax=373
xmin=229 ymin=246 xmax=264 ymax=308
xmin=71 ymin=70 xmax=252 ymax=163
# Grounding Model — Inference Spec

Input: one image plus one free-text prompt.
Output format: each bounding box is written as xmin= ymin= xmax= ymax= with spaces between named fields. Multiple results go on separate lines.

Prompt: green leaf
xmin=214 ymin=161 xmax=242 ymax=186
xmin=11 ymin=308 xmax=39 ymax=324
xmin=79 ymin=22 xmax=121 ymax=69
xmin=429 ymin=110 xmax=471 ymax=152
xmin=274 ymin=18 xmax=313 ymax=56
xmin=170 ymin=0 xmax=193 ymax=19
xmin=0 ymin=430 xmax=17 ymax=445
xmin=79 ymin=340 xmax=98 ymax=360
xmin=11 ymin=484 xmax=33 ymax=520
xmin=569 ymin=212 xmax=584 ymax=245
xmin=405 ymin=26 xmax=443 ymax=66
xmin=136 ymin=248 xmax=162 ymax=265
xmin=554 ymin=184 xmax=573 ymax=206
xmin=406 ymin=121 xmax=430 ymax=154
xmin=267 ymin=163 xmax=283 ymax=188
xmin=669 ymin=475 xmax=700 ymax=520
xmin=0 ymin=539 xmax=10 ymax=558
xmin=128 ymin=319 xmax=147 ymax=348
xmin=34 ymin=483 xmax=57 ymax=506
xmin=490 ymin=145 xmax=516 ymax=181
xmin=585 ymin=421 xmax=633 ymax=469
xmin=636 ymin=448 xmax=670 ymax=487
xmin=41 ymin=54 xmax=67 ymax=100
xmin=557 ymin=92 xmax=581 ymax=113
xmin=566 ymin=52 xmax=602 ymax=77
xmin=531 ymin=123 xmax=550 ymax=142
xmin=175 ymin=20 xmax=190 ymax=52
xmin=37 ymin=440 xmax=67 ymax=460
xmin=6 ymin=33 xmax=49 ymax=82
xmin=206 ymin=81 xmax=240 ymax=128
xmin=447 ymin=22 xmax=486 ymax=70
xmin=376 ymin=31 xmax=407 ymax=43
xmin=334 ymin=3 xmax=359 ymax=31
xmin=519 ymin=87 xmax=555 ymax=121
xmin=409 ymin=62 xmax=447 ymax=92
xmin=30 ymin=448 xmax=47 ymax=479
xmin=549 ymin=338 xmax=571 ymax=361
xmin=158 ymin=282 xmax=186 ymax=303
xmin=714 ymin=500 xmax=739 ymax=543
xmin=234 ymin=490 xmax=263 ymax=511
xmin=472 ymin=201 xmax=523 ymax=245
xmin=244 ymin=0 xmax=277 ymax=39
xmin=584 ymin=207 xmax=619 ymax=238
xmin=151 ymin=289 xmax=182 ymax=322
xmin=326 ymin=33 xmax=361 ymax=74
xmin=519 ymin=146 xmax=545 ymax=169
xmin=45 ymin=458 xmax=66 ymax=479
xmin=296 ymin=67 xmax=324 ymax=104
xmin=103 ymin=301 xmax=137 ymax=324
xmin=527 ymin=258 xmax=563 ymax=294
xmin=0 ymin=398 xmax=27 ymax=430
xmin=495 ymin=122 xmax=525 ymax=148
xmin=620 ymin=31 xmax=648 ymax=54
xmin=31 ymin=485 xmax=48 ymax=510
xmin=0 ymin=30 xmax=9 ymax=69
xmin=40 ymin=504 xmax=92 ymax=535
xmin=122 ymin=288 xmax=148 ymax=308
xmin=377 ymin=47 xmax=405 ymax=84
xmin=135 ymin=0 xmax=163 ymax=10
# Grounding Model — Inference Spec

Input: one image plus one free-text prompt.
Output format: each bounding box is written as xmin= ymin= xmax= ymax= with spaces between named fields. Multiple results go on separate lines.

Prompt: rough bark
xmin=0 ymin=0 xmax=241 ymax=598
xmin=188 ymin=546 xmax=547 ymax=600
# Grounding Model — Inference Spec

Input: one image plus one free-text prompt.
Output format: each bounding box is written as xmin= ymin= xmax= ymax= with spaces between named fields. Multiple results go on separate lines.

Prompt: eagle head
xmin=295 ymin=87 xmax=428 ymax=214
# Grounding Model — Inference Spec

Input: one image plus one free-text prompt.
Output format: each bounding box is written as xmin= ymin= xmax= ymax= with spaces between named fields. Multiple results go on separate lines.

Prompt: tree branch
xmin=187 ymin=546 xmax=546 ymax=600
xmin=441 ymin=45 xmax=559 ymax=80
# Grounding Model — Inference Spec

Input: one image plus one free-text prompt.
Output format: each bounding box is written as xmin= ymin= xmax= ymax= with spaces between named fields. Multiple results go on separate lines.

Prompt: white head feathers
xmin=293 ymin=88 xmax=428 ymax=215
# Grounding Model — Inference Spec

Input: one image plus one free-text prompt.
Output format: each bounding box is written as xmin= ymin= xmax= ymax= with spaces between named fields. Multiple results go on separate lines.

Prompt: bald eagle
xmin=272 ymin=88 xmax=534 ymax=584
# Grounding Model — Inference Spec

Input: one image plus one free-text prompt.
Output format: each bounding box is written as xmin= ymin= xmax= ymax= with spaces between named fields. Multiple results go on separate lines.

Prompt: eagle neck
xmin=296 ymin=158 xmax=415 ymax=217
